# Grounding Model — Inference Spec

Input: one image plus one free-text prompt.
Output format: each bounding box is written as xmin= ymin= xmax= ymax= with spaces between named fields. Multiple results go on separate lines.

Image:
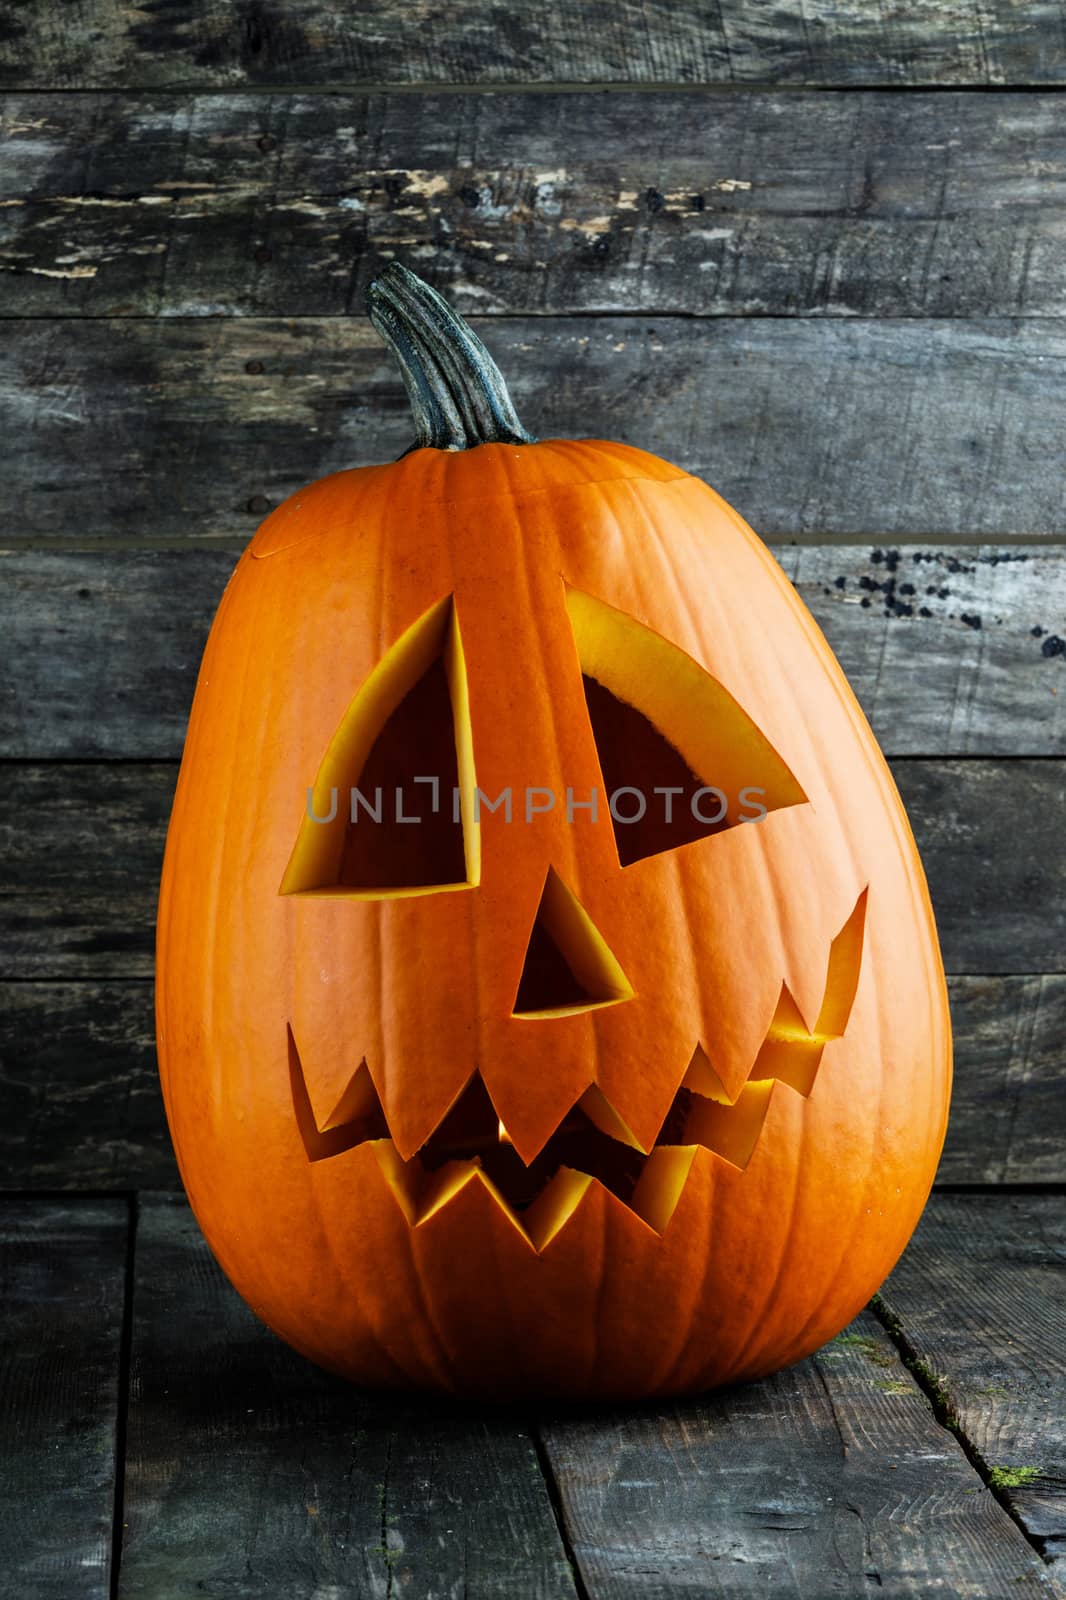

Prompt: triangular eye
xmin=281 ymin=596 xmax=479 ymax=897
xmin=565 ymin=587 xmax=807 ymax=867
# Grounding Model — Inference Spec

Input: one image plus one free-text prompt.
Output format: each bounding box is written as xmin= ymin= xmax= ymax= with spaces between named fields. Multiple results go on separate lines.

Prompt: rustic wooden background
xmin=1 ymin=6 xmax=1064 ymax=1598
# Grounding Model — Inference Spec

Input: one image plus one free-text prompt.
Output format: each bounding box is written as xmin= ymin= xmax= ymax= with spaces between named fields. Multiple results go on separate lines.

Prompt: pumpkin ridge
xmin=250 ymin=457 xmax=692 ymax=559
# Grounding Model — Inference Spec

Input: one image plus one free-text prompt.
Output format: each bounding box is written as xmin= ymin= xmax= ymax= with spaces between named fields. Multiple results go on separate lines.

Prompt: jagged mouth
xmin=417 ymin=1075 xmax=685 ymax=1209
xmin=289 ymin=888 xmax=867 ymax=1250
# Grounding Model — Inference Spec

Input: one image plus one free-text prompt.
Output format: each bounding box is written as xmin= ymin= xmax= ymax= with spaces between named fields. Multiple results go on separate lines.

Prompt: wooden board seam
xmin=109 ymin=1193 xmax=136 ymax=1600
xmin=869 ymin=1291 xmax=1058 ymax=1569
xmin=4 ymin=536 xmax=1066 ymax=552
xmin=530 ymin=1431 xmax=592 ymax=1600
xmin=7 ymin=83 xmax=1066 ymax=97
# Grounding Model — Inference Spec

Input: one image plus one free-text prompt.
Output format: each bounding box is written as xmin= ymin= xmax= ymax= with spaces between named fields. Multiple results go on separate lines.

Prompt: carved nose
xmin=512 ymin=867 xmax=633 ymax=1018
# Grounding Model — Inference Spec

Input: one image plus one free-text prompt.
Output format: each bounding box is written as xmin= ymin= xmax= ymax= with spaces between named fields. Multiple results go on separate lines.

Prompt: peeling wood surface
xmin=2 ymin=546 xmax=1062 ymax=761
xmin=119 ymin=1193 xmax=578 ymax=1600
xmin=6 ymin=315 xmax=1066 ymax=539
xmin=0 ymin=1199 xmax=127 ymax=1599
xmin=3 ymin=2 xmax=1066 ymax=89
xmin=539 ymin=1300 xmax=1059 ymax=1598
xmin=3 ymin=759 xmax=1062 ymax=979
xmin=879 ymin=1195 xmax=1066 ymax=1571
xmin=1 ymin=975 xmax=1062 ymax=1191
xmin=4 ymin=91 xmax=1066 ymax=318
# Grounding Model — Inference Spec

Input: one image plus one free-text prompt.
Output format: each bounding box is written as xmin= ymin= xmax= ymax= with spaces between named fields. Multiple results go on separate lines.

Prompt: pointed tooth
xmin=756 ymin=1038 xmax=826 ymax=1098
xmin=815 ymin=886 xmax=869 ymax=1038
xmin=416 ymin=1161 xmax=481 ymax=1225
xmin=577 ymin=1083 xmax=646 ymax=1150
xmin=680 ymin=1044 xmax=731 ymax=1105
xmin=629 ymin=1146 xmax=698 ymax=1234
xmin=323 ymin=1057 xmax=384 ymax=1133
xmin=764 ymin=981 xmax=814 ymax=1042
xmin=524 ymin=1168 xmax=594 ymax=1252
xmin=372 ymin=1140 xmax=420 ymax=1224
xmin=684 ymin=1081 xmax=776 ymax=1171
xmin=468 ymin=1170 xmax=537 ymax=1244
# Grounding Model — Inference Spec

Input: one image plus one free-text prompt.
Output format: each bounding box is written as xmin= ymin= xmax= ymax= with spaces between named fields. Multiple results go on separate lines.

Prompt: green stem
xmin=366 ymin=263 xmax=535 ymax=452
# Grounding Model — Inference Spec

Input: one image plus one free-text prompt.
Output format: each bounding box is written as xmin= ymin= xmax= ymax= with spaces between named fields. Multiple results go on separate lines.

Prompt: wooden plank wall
xmin=4 ymin=4 xmax=1066 ymax=88
xmin=1 ymin=9 xmax=1064 ymax=1203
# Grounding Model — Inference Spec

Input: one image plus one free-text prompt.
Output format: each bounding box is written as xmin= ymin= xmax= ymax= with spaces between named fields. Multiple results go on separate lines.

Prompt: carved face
xmin=158 ymin=441 xmax=951 ymax=1400
xmin=282 ymin=582 xmax=869 ymax=1245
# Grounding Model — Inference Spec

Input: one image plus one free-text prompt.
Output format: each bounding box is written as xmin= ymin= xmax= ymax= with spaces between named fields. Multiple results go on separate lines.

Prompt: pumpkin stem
xmin=366 ymin=263 xmax=536 ymax=452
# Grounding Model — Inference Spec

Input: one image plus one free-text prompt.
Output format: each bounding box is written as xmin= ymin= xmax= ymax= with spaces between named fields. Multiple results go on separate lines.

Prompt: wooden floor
xmin=1 ymin=1190 xmax=1062 ymax=1598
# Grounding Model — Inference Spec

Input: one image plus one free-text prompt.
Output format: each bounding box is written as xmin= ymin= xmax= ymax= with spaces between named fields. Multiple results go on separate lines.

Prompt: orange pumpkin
xmin=156 ymin=264 xmax=951 ymax=1399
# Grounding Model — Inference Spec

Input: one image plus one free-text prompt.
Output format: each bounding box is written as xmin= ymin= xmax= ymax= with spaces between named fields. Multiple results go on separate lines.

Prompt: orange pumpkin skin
xmin=156 ymin=429 xmax=951 ymax=1401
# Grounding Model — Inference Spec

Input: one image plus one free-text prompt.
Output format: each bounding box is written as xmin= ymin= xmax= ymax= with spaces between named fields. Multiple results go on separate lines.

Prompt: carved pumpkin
xmin=156 ymin=264 xmax=951 ymax=1399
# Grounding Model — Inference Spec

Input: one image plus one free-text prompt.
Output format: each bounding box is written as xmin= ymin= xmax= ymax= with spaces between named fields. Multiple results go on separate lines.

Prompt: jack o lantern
xmin=156 ymin=264 xmax=951 ymax=1399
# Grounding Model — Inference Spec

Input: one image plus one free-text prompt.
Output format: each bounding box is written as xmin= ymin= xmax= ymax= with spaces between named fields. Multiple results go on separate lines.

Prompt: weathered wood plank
xmin=879 ymin=1194 xmax=1066 ymax=1570
xmin=4 ymin=316 xmax=1066 ymax=540
xmin=938 ymin=976 xmax=1066 ymax=1186
xmin=2 ymin=761 xmax=1061 ymax=979
xmin=0 ymin=765 xmax=168 ymax=978
xmin=788 ymin=548 xmax=1066 ymax=759
xmin=1 ymin=975 xmax=1061 ymax=1190
xmin=0 ymin=1198 xmax=127 ymax=1598
xmin=2 ymin=1 xmax=1066 ymax=89
xmin=540 ymin=1302 xmax=1057 ymax=1597
xmin=0 ymin=981 xmax=174 ymax=1190
xmin=892 ymin=760 xmax=1066 ymax=974
xmin=5 ymin=91 xmax=1066 ymax=318
xmin=4 ymin=546 xmax=1062 ymax=761
xmin=0 ymin=550 xmax=234 ymax=761
xmin=119 ymin=1192 xmax=577 ymax=1600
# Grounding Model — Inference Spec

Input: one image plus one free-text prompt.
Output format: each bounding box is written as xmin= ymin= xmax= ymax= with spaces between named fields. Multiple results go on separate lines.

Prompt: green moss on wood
xmin=989 ymin=1465 xmax=1041 ymax=1489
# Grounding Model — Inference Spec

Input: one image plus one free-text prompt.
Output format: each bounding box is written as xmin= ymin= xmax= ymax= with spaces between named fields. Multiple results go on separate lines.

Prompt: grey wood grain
xmin=892 ymin=760 xmax=1066 ymax=974
xmin=0 ymin=980 xmax=174 ymax=1190
xmin=1 ymin=975 xmax=1062 ymax=1191
xmin=0 ymin=765 xmax=168 ymax=978
xmin=786 ymin=547 xmax=1066 ymax=758
xmin=879 ymin=1194 xmax=1066 ymax=1570
xmin=0 ymin=550 xmax=233 ymax=762
xmin=4 ymin=316 xmax=1066 ymax=540
xmin=937 ymin=976 xmax=1066 ymax=1186
xmin=2 ymin=760 xmax=1061 ymax=980
xmin=539 ymin=1302 xmax=1059 ymax=1598
xmin=118 ymin=1193 xmax=577 ymax=1600
xmin=0 ymin=1198 xmax=127 ymax=1599
xmin=5 ymin=91 xmax=1066 ymax=318
xmin=2 ymin=1 xmax=1066 ymax=88
xmin=4 ymin=546 xmax=1061 ymax=761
